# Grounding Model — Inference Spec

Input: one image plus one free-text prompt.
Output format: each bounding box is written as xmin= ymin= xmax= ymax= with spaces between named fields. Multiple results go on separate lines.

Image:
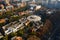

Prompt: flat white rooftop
xmin=27 ymin=15 xmax=41 ymax=22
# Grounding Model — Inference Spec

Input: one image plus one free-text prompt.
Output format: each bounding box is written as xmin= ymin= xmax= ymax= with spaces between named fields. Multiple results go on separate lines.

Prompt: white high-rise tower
xmin=32 ymin=0 xmax=35 ymax=2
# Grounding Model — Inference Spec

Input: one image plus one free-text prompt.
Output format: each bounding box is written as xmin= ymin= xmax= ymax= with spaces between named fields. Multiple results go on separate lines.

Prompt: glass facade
xmin=34 ymin=0 xmax=60 ymax=9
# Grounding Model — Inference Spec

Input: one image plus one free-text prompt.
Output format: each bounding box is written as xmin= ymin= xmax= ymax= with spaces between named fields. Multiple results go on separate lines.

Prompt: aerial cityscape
xmin=0 ymin=0 xmax=60 ymax=40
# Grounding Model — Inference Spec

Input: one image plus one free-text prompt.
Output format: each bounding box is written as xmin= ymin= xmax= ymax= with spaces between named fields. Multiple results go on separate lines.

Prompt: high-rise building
xmin=39 ymin=0 xmax=59 ymax=9
xmin=35 ymin=0 xmax=42 ymax=3
xmin=21 ymin=0 xmax=30 ymax=2
xmin=56 ymin=0 xmax=60 ymax=9
xmin=10 ymin=0 xmax=21 ymax=3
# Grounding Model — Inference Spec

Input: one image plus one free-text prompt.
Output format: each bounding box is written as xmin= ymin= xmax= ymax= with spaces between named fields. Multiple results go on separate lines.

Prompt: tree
xmin=9 ymin=15 xmax=20 ymax=22
xmin=27 ymin=35 xmax=41 ymax=40
xmin=17 ymin=29 xmax=25 ymax=37
xmin=8 ymin=32 xmax=17 ymax=40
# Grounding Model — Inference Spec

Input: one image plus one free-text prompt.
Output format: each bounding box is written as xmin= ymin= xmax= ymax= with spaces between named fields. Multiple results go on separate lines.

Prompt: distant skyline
xmin=0 ymin=0 xmax=60 ymax=2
